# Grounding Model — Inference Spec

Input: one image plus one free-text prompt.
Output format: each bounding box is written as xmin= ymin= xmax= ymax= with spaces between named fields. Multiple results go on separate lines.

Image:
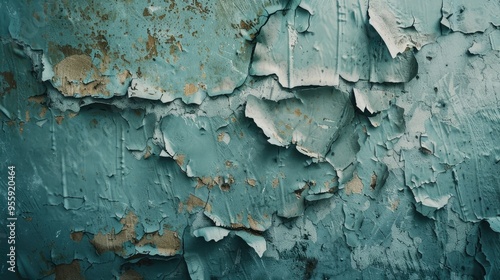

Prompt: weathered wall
xmin=1 ymin=0 xmax=499 ymax=279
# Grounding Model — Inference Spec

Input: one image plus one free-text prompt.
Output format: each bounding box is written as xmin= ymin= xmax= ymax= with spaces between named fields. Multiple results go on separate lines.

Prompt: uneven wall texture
xmin=1 ymin=0 xmax=499 ymax=279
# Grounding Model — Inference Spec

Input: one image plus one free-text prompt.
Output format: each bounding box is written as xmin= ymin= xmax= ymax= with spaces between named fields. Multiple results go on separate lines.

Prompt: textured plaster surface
xmin=1 ymin=0 xmax=499 ymax=279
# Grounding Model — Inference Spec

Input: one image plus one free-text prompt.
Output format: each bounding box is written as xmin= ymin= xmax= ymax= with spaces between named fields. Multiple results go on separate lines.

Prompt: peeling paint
xmin=1 ymin=0 xmax=500 ymax=279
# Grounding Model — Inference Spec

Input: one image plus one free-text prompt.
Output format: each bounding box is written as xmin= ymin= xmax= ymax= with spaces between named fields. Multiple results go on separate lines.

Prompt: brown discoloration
xmin=196 ymin=176 xmax=214 ymax=189
xmin=118 ymin=70 xmax=131 ymax=85
xmin=19 ymin=122 xmax=24 ymax=134
xmin=90 ymin=211 xmax=182 ymax=257
xmin=144 ymin=146 xmax=152 ymax=159
xmin=294 ymin=108 xmax=302 ymax=116
xmin=52 ymin=54 xmax=110 ymax=97
xmin=272 ymin=178 xmax=279 ymax=188
xmin=239 ymin=20 xmax=255 ymax=31
xmin=57 ymin=44 xmax=84 ymax=57
xmin=135 ymin=229 xmax=181 ymax=256
xmin=174 ymin=154 xmax=185 ymax=166
xmin=220 ymin=182 xmax=231 ymax=191
xmin=246 ymin=178 xmax=257 ymax=187
xmin=294 ymin=184 xmax=307 ymax=199
xmin=390 ymin=199 xmax=400 ymax=211
xmin=184 ymin=83 xmax=198 ymax=96
xmin=55 ymin=116 xmax=64 ymax=125
xmin=91 ymin=212 xmax=138 ymax=255
xmin=28 ymin=95 xmax=47 ymax=104
xmin=120 ymin=269 xmax=144 ymax=280
xmin=145 ymin=31 xmax=158 ymax=59
xmin=70 ymin=231 xmax=84 ymax=242
xmin=345 ymin=173 xmax=363 ymax=195
xmin=39 ymin=106 xmax=48 ymax=118
xmin=186 ymin=194 xmax=209 ymax=213
xmin=54 ymin=260 xmax=84 ymax=280
xmin=143 ymin=8 xmax=151 ymax=17
xmin=370 ymin=172 xmax=377 ymax=190
xmin=25 ymin=111 xmax=30 ymax=122
xmin=247 ymin=215 xmax=262 ymax=231
xmin=0 ymin=72 xmax=17 ymax=94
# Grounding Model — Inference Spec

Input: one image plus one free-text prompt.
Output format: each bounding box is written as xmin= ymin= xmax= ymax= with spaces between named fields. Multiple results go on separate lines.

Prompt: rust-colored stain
xmin=54 ymin=260 xmax=85 ymax=280
xmin=25 ymin=111 xmax=30 ymax=122
xmin=184 ymin=83 xmax=198 ymax=96
xmin=70 ymin=231 xmax=84 ymax=242
xmin=0 ymin=71 xmax=17 ymax=94
xmin=142 ymin=8 xmax=151 ymax=17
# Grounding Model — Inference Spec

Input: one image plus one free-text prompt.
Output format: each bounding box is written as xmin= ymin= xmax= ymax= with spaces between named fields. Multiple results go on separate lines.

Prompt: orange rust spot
xmin=184 ymin=83 xmax=198 ymax=96
xmin=294 ymin=108 xmax=302 ymax=116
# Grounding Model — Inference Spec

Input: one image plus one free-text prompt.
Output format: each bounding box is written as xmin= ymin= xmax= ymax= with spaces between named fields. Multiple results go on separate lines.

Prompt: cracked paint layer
xmin=1 ymin=0 xmax=500 ymax=279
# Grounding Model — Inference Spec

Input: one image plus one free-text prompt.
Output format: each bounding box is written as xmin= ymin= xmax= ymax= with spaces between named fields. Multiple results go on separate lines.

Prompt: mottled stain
xmin=54 ymin=260 xmax=84 ymax=280
xmin=345 ymin=174 xmax=363 ymax=195
xmin=184 ymin=83 xmax=198 ymax=96
xmin=70 ymin=231 xmax=84 ymax=242
xmin=0 ymin=71 xmax=17 ymax=94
